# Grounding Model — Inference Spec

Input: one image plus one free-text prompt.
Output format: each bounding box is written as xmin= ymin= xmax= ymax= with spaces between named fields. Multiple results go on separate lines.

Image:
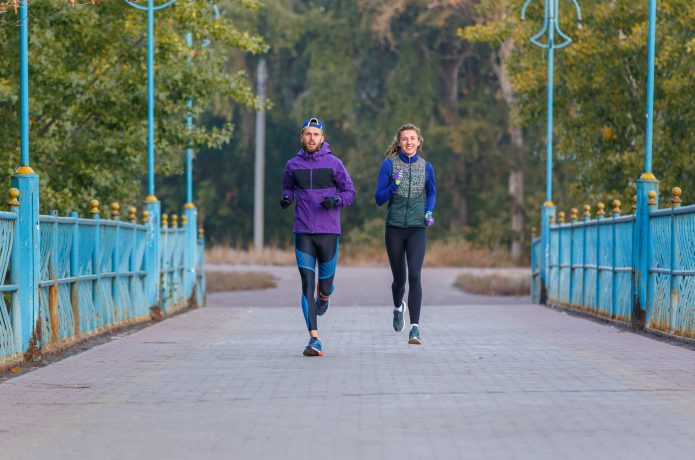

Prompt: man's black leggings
xmin=294 ymin=233 xmax=339 ymax=331
xmin=385 ymin=226 xmax=426 ymax=325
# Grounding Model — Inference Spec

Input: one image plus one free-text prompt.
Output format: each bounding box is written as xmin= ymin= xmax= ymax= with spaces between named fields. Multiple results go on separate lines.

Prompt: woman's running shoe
xmin=408 ymin=325 xmax=422 ymax=345
xmin=393 ymin=301 xmax=407 ymax=332
xmin=303 ymin=337 xmax=324 ymax=356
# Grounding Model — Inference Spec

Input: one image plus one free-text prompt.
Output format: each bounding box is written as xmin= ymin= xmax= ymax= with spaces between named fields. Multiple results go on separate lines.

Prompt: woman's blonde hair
xmin=384 ymin=123 xmax=424 ymax=157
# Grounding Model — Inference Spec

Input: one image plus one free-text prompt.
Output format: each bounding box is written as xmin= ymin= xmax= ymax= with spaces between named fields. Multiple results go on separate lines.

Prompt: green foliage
xmin=0 ymin=0 xmax=264 ymax=213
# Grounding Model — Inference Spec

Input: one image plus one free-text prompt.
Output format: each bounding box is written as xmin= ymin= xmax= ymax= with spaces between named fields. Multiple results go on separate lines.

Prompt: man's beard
xmin=302 ymin=140 xmax=322 ymax=153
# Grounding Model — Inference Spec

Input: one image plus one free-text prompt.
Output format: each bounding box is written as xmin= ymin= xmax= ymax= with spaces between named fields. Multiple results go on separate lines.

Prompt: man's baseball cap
xmin=301 ymin=117 xmax=324 ymax=133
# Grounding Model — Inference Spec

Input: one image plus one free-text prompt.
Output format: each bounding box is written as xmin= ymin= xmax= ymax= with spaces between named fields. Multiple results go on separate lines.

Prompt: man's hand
xmin=425 ymin=211 xmax=434 ymax=227
xmin=280 ymin=195 xmax=293 ymax=209
xmin=321 ymin=196 xmax=341 ymax=209
xmin=393 ymin=171 xmax=403 ymax=186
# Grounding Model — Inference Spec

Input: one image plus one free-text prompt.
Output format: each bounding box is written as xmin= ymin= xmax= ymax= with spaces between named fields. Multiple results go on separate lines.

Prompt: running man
xmin=280 ymin=117 xmax=356 ymax=356
xmin=375 ymin=123 xmax=436 ymax=345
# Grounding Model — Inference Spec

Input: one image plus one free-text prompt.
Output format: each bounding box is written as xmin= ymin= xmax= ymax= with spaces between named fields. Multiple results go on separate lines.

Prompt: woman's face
xmin=398 ymin=129 xmax=420 ymax=157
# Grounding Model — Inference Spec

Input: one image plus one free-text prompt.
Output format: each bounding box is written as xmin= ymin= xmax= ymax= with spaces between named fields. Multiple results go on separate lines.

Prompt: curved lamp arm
xmin=124 ymin=0 xmax=177 ymax=12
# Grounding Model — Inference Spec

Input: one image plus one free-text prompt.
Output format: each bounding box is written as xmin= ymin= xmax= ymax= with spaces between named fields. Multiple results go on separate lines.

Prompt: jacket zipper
xmin=403 ymin=160 xmax=412 ymax=226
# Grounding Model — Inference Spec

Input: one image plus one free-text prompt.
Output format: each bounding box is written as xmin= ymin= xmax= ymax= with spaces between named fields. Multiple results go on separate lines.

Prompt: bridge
xmin=2 ymin=266 xmax=695 ymax=459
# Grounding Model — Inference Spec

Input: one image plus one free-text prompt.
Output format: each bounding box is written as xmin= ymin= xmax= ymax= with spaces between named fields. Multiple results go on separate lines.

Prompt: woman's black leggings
xmin=294 ymin=233 xmax=339 ymax=331
xmin=385 ymin=226 xmax=427 ymax=325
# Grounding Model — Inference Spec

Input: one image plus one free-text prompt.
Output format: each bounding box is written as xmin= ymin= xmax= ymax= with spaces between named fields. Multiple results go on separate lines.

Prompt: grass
xmin=205 ymin=271 xmax=278 ymax=293
xmin=206 ymin=237 xmax=521 ymax=268
xmin=454 ymin=272 xmax=530 ymax=297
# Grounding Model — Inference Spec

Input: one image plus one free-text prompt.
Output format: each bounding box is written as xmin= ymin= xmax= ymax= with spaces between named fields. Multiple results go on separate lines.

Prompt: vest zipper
xmin=404 ymin=161 xmax=412 ymax=226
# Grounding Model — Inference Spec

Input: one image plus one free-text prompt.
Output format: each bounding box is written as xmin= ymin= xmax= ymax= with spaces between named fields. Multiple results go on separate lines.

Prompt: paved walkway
xmin=1 ymin=266 xmax=695 ymax=459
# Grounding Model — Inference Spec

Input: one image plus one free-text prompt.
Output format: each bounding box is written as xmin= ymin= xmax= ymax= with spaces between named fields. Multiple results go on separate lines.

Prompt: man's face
xmin=301 ymin=127 xmax=324 ymax=153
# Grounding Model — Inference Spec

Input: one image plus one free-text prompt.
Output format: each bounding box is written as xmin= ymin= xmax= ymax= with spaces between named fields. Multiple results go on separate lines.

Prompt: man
xmin=280 ymin=117 xmax=356 ymax=356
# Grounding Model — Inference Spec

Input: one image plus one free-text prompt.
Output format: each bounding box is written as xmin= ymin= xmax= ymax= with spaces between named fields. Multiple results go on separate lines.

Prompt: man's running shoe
xmin=393 ymin=301 xmax=407 ymax=332
xmin=303 ymin=337 xmax=324 ymax=356
xmin=316 ymin=285 xmax=334 ymax=316
xmin=408 ymin=325 xmax=422 ymax=345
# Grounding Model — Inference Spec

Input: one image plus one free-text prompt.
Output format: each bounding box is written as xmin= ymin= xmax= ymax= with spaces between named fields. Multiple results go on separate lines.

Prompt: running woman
xmin=374 ymin=123 xmax=436 ymax=345
xmin=280 ymin=117 xmax=356 ymax=356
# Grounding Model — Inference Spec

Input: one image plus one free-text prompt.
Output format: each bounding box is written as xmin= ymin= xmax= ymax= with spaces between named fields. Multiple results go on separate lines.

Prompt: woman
xmin=374 ymin=123 xmax=436 ymax=345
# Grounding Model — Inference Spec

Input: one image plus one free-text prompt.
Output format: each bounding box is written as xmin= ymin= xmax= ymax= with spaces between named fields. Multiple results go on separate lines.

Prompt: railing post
xmin=595 ymin=203 xmax=605 ymax=312
xmin=143 ymin=198 xmax=161 ymax=310
xmin=70 ymin=211 xmax=80 ymax=337
xmin=91 ymin=200 xmax=102 ymax=329
xmin=183 ymin=204 xmax=198 ymax=304
xmin=569 ymin=208 xmax=578 ymax=306
xmin=634 ymin=178 xmax=659 ymax=328
xmin=540 ymin=203 xmax=556 ymax=304
xmin=670 ymin=187 xmax=681 ymax=332
xmin=611 ymin=200 xmax=621 ymax=318
xmin=556 ymin=211 xmax=565 ymax=304
xmin=9 ymin=188 xmax=21 ymax=354
xmin=49 ymin=210 xmax=59 ymax=345
xmin=582 ymin=205 xmax=590 ymax=309
xmin=160 ymin=212 xmax=169 ymax=311
xmin=11 ymin=170 xmax=40 ymax=354
xmin=111 ymin=203 xmax=121 ymax=322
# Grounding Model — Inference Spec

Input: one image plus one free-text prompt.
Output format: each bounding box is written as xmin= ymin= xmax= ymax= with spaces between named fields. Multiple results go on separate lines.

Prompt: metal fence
xmin=532 ymin=189 xmax=695 ymax=340
xmin=0 ymin=191 xmax=205 ymax=366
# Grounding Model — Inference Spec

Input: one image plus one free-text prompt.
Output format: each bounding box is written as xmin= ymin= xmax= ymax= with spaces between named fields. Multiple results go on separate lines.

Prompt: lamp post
xmin=183 ymin=0 xmax=219 ymax=301
xmin=124 ymin=0 xmax=177 ymax=309
xmin=522 ymin=0 xmax=582 ymax=304
xmin=634 ymin=0 xmax=659 ymax=327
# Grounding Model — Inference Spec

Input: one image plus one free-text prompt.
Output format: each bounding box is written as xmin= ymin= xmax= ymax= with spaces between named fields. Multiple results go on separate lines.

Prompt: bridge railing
xmin=539 ymin=188 xmax=695 ymax=340
xmin=0 ymin=191 xmax=205 ymax=366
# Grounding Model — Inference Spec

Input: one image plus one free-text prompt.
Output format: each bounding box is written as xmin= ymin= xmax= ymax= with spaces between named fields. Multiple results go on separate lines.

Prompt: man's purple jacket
xmin=281 ymin=142 xmax=356 ymax=235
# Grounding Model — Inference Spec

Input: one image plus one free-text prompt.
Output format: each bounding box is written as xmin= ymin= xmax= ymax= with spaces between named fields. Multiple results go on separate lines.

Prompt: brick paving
xmin=1 ymin=266 xmax=695 ymax=459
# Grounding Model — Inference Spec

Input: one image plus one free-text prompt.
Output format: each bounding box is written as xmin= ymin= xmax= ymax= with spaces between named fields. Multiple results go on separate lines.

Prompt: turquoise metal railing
xmin=535 ymin=190 xmax=695 ymax=339
xmin=0 ymin=211 xmax=18 ymax=360
xmin=0 ymin=193 xmax=205 ymax=365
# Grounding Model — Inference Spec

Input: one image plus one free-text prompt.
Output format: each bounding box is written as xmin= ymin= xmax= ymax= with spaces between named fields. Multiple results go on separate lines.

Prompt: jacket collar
xmin=298 ymin=142 xmax=331 ymax=160
xmin=398 ymin=150 xmax=419 ymax=164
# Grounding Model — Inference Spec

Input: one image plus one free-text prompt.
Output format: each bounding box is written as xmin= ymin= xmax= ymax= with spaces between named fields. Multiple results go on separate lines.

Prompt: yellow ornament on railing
xmin=142 ymin=210 xmax=150 ymax=224
xmin=110 ymin=202 xmax=120 ymax=218
xmin=532 ymin=227 xmax=538 ymax=238
xmin=181 ymin=215 xmax=188 ymax=226
xmin=596 ymin=202 xmax=606 ymax=216
xmin=612 ymin=200 xmax=621 ymax=214
xmin=648 ymin=191 xmax=657 ymax=206
xmin=672 ymin=187 xmax=682 ymax=206
xmin=8 ymin=188 xmax=19 ymax=207
xmin=171 ymin=214 xmax=178 ymax=228
xmin=549 ymin=214 xmax=555 ymax=224
xmin=128 ymin=206 xmax=137 ymax=222
xmin=558 ymin=211 xmax=566 ymax=223
xmin=198 ymin=227 xmax=205 ymax=238
xmin=583 ymin=204 xmax=591 ymax=217
xmin=90 ymin=199 xmax=100 ymax=215
xmin=162 ymin=213 xmax=169 ymax=227
xmin=633 ymin=195 xmax=637 ymax=211
xmin=570 ymin=208 xmax=579 ymax=221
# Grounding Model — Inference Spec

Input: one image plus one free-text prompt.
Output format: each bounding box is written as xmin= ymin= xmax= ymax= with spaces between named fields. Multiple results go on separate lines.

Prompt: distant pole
xmin=254 ymin=57 xmax=267 ymax=251
xmin=644 ymin=0 xmax=657 ymax=176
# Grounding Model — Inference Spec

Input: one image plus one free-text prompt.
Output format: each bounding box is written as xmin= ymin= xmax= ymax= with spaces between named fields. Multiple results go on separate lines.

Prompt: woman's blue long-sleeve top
xmin=374 ymin=152 xmax=436 ymax=212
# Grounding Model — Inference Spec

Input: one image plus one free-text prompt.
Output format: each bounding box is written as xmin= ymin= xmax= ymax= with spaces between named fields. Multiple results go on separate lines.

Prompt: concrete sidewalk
xmin=1 ymin=267 xmax=695 ymax=459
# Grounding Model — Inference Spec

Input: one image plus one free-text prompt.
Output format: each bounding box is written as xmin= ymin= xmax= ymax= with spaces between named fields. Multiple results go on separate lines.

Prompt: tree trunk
xmin=492 ymin=39 xmax=525 ymax=262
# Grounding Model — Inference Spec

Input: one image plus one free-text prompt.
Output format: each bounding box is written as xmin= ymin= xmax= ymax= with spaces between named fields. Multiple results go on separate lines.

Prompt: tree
xmin=0 ymin=0 xmax=265 ymax=214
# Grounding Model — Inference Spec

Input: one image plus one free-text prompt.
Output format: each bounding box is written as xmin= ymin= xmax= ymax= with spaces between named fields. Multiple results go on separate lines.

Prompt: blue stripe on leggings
xmin=301 ymin=294 xmax=310 ymax=330
xmin=318 ymin=238 xmax=339 ymax=280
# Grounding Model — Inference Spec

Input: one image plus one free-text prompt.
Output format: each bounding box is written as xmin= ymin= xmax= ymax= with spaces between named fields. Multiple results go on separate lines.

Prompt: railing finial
xmin=648 ymin=191 xmax=657 ymax=206
xmin=8 ymin=188 xmax=19 ymax=207
xmin=171 ymin=214 xmax=178 ymax=228
xmin=111 ymin=202 xmax=121 ymax=218
xmin=571 ymin=208 xmax=579 ymax=221
xmin=612 ymin=200 xmax=621 ymax=214
xmin=596 ymin=202 xmax=606 ymax=216
xmin=90 ymin=199 xmax=100 ymax=215
xmin=672 ymin=187 xmax=682 ymax=206
xmin=198 ymin=227 xmax=205 ymax=238
xmin=128 ymin=206 xmax=138 ymax=222
xmin=181 ymin=215 xmax=188 ymax=226
xmin=142 ymin=210 xmax=150 ymax=223
xmin=162 ymin=213 xmax=169 ymax=227
xmin=633 ymin=195 xmax=637 ymax=211
xmin=583 ymin=204 xmax=591 ymax=217
xmin=558 ymin=211 xmax=565 ymax=223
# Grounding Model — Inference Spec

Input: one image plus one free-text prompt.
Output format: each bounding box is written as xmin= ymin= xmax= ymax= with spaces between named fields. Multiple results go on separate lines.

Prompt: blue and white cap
xmin=301 ymin=117 xmax=324 ymax=133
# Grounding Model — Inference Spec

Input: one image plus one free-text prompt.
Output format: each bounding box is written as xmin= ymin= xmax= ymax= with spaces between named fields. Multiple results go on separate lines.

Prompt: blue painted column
xmin=111 ymin=203 xmax=121 ymax=322
xmin=611 ymin=201 xmax=621 ymax=318
xmin=540 ymin=203 xmax=556 ymax=304
xmin=11 ymin=171 xmax=40 ymax=353
xmin=635 ymin=179 xmax=658 ymax=328
xmin=669 ymin=188 xmax=681 ymax=332
xmin=183 ymin=205 xmax=198 ymax=303
xmin=91 ymin=200 xmax=102 ymax=329
xmin=143 ymin=199 xmax=161 ymax=309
